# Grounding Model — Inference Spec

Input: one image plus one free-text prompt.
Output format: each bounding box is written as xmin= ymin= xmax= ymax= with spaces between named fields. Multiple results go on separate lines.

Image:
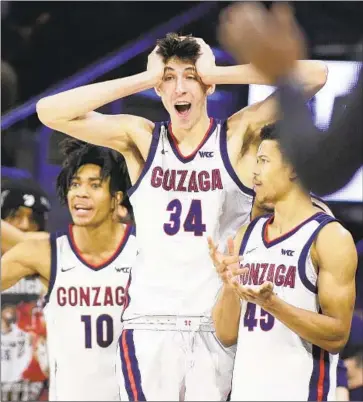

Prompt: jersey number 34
xmin=164 ymin=199 xmax=206 ymax=236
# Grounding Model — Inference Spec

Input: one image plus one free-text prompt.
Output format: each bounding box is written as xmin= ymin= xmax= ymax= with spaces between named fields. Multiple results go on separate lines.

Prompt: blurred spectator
xmin=217 ymin=2 xmax=363 ymax=196
xmin=336 ymin=358 xmax=350 ymax=401
xmin=1 ymin=177 xmax=51 ymax=401
xmin=1 ymin=177 xmax=51 ymax=233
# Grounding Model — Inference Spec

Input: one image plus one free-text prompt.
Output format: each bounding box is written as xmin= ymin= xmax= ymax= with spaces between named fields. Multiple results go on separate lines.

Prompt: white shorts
xmin=116 ymin=318 xmax=235 ymax=401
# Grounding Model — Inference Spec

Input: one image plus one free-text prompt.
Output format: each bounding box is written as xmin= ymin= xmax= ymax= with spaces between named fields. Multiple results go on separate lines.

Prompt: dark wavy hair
xmin=56 ymin=138 xmax=132 ymax=217
xmin=156 ymin=33 xmax=201 ymax=64
xmin=260 ymin=123 xmax=279 ymax=142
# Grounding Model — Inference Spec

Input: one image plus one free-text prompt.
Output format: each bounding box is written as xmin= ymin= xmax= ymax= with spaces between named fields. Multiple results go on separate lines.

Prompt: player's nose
xmin=74 ymin=184 xmax=90 ymax=198
xmin=175 ymin=78 xmax=186 ymax=95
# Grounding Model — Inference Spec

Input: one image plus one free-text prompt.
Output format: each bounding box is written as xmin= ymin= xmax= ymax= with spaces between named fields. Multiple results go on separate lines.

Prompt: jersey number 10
xmin=81 ymin=314 xmax=113 ymax=348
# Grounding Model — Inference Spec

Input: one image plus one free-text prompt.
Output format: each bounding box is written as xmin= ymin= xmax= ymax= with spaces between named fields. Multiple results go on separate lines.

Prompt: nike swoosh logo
xmin=61 ymin=266 xmax=76 ymax=272
xmin=244 ymin=247 xmax=258 ymax=255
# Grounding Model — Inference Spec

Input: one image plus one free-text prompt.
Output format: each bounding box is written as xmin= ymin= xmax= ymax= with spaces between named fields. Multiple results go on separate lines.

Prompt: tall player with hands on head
xmin=36 ymin=29 xmax=327 ymax=400
xmin=210 ymin=123 xmax=357 ymax=401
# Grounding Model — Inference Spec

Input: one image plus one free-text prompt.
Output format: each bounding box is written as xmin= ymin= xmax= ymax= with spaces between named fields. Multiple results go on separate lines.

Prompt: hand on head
xmin=147 ymin=46 xmax=165 ymax=84
xmin=194 ymin=37 xmax=216 ymax=83
xmin=148 ymin=36 xmax=216 ymax=86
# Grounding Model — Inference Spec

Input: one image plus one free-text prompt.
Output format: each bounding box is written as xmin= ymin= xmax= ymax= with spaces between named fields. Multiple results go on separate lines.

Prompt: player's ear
xmin=112 ymin=191 xmax=123 ymax=210
xmin=154 ymin=85 xmax=162 ymax=97
xmin=112 ymin=191 xmax=128 ymax=222
xmin=206 ymin=84 xmax=215 ymax=96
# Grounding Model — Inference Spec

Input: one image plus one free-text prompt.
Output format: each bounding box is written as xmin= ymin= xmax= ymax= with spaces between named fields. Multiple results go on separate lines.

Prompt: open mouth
xmin=73 ymin=205 xmax=93 ymax=216
xmin=174 ymin=102 xmax=191 ymax=116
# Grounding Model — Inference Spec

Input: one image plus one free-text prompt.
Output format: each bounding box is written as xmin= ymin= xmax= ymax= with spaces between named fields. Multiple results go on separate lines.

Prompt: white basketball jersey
xmin=124 ymin=118 xmax=254 ymax=320
xmin=1 ymin=325 xmax=32 ymax=382
xmin=232 ymin=212 xmax=338 ymax=401
xmin=43 ymin=224 xmax=137 ymax=401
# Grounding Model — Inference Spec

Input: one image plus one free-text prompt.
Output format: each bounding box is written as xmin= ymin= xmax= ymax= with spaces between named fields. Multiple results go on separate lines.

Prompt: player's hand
xmin=147 ymin=46 xmax=165 ymax=85
xmin=231 ymin=278 xmax=275 ymax=307
xmin=194 ymin=38 xmax=216 ymax=85
xmin=208 ymin=236 xmax=242 ymax=286
xmin=218 ymin=2 xmax=307 ymax=82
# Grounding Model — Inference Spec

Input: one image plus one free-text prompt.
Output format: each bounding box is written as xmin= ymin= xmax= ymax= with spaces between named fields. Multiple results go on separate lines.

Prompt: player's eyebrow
xmin=164 ymin=66 xmax=196 ymax=73
xmin=71 ymin=176 xmax=102 ymax=181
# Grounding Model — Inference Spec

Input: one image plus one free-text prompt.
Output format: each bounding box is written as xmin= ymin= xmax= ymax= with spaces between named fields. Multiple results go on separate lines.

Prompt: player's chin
xmin=255 ymin=192 xmax=271 ymax=207
xmin=71 ymin=214 xmax=95 ymax=227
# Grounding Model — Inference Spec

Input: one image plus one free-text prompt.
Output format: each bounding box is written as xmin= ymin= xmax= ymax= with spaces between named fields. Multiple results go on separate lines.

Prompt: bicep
xmin=43 ymin=112 xmax=154 ymax=156
xmin=317 ymin=224 xmax=357 ymax=328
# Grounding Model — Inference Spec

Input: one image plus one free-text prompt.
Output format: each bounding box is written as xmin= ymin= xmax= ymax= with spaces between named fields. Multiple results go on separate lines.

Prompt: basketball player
xmin=1 ymin=178 xmax=50 ymax=254
xmin=36 ymin=33 xmax=327 ymax=400
xmin=1 ymin=139 xmax=137 ymax=401
xmin=1 ymin=304 xmax=33 ymax=401
xmin=210 ymin=123 xmax=357 ymax=401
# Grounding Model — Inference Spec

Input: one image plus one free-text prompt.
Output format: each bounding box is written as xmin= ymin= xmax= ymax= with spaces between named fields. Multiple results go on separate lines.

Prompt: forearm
xmin=212 ymin=285 xmax=241 ymax=346
xmin=36 ymin=71 xmax=157 ymax=123
xmin=264 ymin=295 xmax=347 ymax=354
xmin=1 ymin=220 xmax=49 ymax=253
xmin=1 ymin=266 xmax=23 ymax=290
xmin=205 ymin=61 xmax=327 ymax=93
xmin=1 ymin=220 xmax=26 ymax=253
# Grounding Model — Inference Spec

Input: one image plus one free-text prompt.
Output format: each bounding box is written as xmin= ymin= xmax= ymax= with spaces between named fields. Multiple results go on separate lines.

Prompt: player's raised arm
xmin=1 ymin=219 xmax=49 ymax=254
xmin=36 ymin=48 xmax=164 ymax=156
xmin=210 ymin=226 xmax=248 ymax=346
xmin=1 ymin=238 xmax=51 ymax=290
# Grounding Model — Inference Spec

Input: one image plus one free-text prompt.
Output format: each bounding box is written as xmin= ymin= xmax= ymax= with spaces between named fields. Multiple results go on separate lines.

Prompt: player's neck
xmin=272 ymin=190 xmax=316 ymax=234
xmin=72 ymin=219 xmax=125 ymax=255
xmin=170 ymin=113 xmax=211 ymax=148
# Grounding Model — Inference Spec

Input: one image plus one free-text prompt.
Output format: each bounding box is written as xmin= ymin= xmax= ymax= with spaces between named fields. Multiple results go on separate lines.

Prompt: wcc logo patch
xmin=281 ymin=249 xmax=295 ymax=257
xmin=199 ymin=151 xmax=214 ymax=158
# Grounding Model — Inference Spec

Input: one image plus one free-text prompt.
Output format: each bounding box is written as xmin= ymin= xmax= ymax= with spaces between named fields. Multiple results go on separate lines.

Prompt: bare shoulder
xmin=315 ymin=221 xmax=357 ymax=271
xmin=120 ymin=114 xmax=155 ymax=133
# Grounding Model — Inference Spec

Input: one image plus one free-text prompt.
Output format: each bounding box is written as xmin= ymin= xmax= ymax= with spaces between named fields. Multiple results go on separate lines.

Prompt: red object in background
xmin=16 ymin=301 xmax=48 ymax=382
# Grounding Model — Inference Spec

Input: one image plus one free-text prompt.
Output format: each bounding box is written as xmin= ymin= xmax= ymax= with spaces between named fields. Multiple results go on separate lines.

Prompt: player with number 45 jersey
xmin=1 ymin=139 xmax=137 ymax=401
xmin=210 ymin=124 xmax=357 ymax=401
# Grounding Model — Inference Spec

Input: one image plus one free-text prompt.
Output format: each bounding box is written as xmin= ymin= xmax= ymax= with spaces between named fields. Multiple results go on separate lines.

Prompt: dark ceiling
xmin=2 ymin=1 xmax=363 ymax=104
